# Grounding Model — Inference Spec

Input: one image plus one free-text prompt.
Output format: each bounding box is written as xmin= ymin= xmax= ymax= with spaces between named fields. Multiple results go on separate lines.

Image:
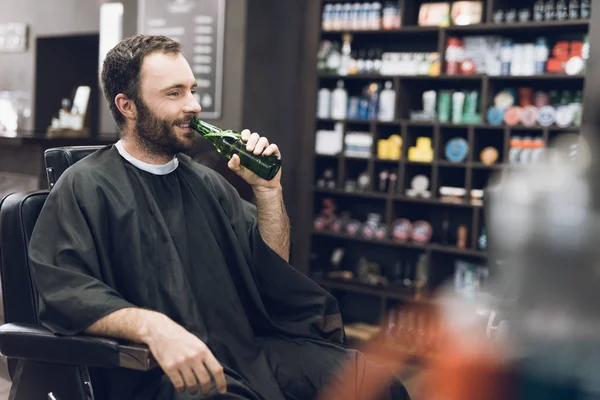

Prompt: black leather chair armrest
xmin=0 ymin=323 xmax=157 ymax=371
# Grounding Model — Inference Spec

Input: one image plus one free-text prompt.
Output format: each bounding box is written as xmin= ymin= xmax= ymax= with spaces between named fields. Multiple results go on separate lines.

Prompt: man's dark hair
xmin=100 ymin=34 xmax=182 ymax=128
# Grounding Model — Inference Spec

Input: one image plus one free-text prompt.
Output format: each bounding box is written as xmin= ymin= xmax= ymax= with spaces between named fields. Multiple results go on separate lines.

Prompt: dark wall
xmin=241 ymin=0 xmax=310 ymax=266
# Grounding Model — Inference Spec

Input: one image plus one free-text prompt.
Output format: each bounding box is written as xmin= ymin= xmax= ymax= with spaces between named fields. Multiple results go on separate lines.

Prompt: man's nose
xmin=184 ymin=93 xmax=202 ymax=114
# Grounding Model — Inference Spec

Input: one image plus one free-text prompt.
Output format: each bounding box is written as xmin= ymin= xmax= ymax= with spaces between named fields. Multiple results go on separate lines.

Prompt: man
xmin=29 ymin=34 xmax=409 ymax=400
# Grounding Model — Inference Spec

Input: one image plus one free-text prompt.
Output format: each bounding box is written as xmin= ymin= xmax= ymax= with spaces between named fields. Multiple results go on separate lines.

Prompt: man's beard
xmin=134 ymin=99 xmax=195 ymax=156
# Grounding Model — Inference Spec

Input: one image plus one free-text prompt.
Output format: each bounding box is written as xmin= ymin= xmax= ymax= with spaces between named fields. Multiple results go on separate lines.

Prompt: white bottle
xmin=331 ymin=80 xmax=348 ymax=120
xmin=519 ymin=137 xmax=533 ymax=163
xmin=378 ymin=81 xmax=396 ymax=121
xmin=317 ymin=88 xmax=332 ymax=119
xmin=339 ymin=35 xmax=353 ymax=76
xmin=342 ymin=3 xmax=353 ymax=30
xmin=322 ymin=4 xmax=332 ymax=31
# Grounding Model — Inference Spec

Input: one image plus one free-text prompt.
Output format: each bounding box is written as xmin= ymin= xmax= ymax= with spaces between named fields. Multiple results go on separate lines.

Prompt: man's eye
xmin=168 ymin=92 xmax=180 ymax=97
xmin=191 ymin=89 xmax=197 ymax=95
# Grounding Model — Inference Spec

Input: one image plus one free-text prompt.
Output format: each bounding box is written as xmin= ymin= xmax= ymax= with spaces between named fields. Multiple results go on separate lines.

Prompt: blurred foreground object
xmin=319 ymin=133 xmax=600 ymax=400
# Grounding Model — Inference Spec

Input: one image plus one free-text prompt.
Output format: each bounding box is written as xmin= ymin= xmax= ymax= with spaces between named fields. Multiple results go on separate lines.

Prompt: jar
xmin=382 ymin=2 xmax=401 ymax=30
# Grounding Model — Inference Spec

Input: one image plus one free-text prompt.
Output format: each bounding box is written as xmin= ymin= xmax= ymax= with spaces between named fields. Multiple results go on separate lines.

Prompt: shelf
xmin=315 ymin=154 xmax=340 ymax=159
xmin=313 ymin=230 xmax=428 ymax=250
xmin=405 ymin=161 xmax=433 ymax=166
xmin=445 ymin=19 xmax=590 ymax=33
xmin=314 ymin=188 xmax=388 ymax=199
xmin=312 ymin=188 xmax=484 ymax=208
xmin=428 ymin=243 xmax=488 ymax=258
xmin=321 ymin=26 xmax=440 ymax=35
xmin=437 ymin=161 xmax=469 ymax=168
xmin=471 ymin=162 xmax=504 ymax=170
xmin=489 ymin=74 xmax=585 ymax=80
xmin=315 ymin=118 xmax=582 ymax=132
xmin=318 ymin=73 xmax=484 ymax=80
xmin=312 ymin=230 xmax=487 ymax=257
xmin=312 ymin=276 xmax=429 ymax=303
xmin=393 ymin=195 xmax=483 ymax=209
xmin=320 ymin=20 xmax=590 ymax=35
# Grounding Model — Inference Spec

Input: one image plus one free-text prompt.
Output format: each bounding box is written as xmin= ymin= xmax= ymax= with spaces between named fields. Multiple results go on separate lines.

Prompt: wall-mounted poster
xmin=139 ymin=0 xmax=225 ymax=119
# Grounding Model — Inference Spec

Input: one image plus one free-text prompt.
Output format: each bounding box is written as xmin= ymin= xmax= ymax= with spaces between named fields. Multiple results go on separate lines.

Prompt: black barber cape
xmin=29 ymin=146 xmax=352 ymax=400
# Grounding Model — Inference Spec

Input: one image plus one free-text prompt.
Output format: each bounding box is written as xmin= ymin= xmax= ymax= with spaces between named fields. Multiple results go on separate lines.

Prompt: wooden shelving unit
xmin=299 ymin=0 xmax=591 ymax=330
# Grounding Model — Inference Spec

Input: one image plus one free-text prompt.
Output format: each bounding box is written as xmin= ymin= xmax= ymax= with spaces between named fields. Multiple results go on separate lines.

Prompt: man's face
xmin=134 ymin=51 xmax=201 ymax=155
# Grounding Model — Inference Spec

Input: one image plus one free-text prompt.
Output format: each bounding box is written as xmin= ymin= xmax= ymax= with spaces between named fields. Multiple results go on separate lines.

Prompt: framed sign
xmin=139 ymin=0 xmax=225 ymax=119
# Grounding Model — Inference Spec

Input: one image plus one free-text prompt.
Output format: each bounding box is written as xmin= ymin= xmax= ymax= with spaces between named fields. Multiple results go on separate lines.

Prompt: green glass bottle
xmin=190 ymin=117 xmax=282 ymax=181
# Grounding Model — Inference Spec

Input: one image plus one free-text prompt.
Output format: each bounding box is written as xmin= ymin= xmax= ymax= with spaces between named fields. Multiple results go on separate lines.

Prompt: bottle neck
xmin=190 ymin=118 xmax=221 ymax=137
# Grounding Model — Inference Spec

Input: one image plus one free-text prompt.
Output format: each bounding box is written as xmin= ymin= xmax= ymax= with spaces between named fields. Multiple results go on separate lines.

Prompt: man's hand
xmin=143 ymin=315 xmax=227 ymax=395
xmin=228 ymin=129 xmax=282 ymax=192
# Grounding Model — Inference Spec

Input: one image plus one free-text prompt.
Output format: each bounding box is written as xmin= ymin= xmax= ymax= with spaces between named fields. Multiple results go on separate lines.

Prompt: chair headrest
xmin=44 ymin=146 xmax=106 ymax=189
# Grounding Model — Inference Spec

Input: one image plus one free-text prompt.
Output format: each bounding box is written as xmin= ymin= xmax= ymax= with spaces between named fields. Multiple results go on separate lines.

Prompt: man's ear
xmin=115 ymin=94 xmax=137 ymax=121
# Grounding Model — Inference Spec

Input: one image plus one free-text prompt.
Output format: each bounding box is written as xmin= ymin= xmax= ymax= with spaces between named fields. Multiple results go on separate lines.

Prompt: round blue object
xmin=487 ymin=106 xmax=505 ymax=126
xmin=445 ymin=138 xmax=469 ymax=163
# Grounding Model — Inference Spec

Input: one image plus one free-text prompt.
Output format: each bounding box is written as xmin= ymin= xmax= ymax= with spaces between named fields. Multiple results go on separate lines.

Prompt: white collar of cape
xmin=114 ymin=139 xmax=179 ymax=175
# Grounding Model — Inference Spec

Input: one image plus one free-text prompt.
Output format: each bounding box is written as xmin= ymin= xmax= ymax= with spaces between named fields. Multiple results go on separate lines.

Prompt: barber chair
xmin=0 ymin=146 xmax=156 ymax=400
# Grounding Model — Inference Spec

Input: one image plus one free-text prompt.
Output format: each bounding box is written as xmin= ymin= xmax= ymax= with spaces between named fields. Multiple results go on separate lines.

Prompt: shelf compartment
xmin=311 ymin=231 xmax=487 ymax=258
xmin=445 ymin=20 xmax=590 ymax=33
xmin=314 ymin=188 xmax=388 ymax=199
xmin=312 ymin=276 xmax=429 ymax=303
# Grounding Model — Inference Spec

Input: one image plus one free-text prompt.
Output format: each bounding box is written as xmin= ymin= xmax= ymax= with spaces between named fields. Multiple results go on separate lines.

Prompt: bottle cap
xmin=445 ymin=137 xmax=469 ymax=163
xmin=487 ymin=106 xmax=505 ymax=126
xmin=520 ymin=106 xmax=539 ymax=127
xmin=504 ymin=106 xmax=522 ymax=126
xmin=555 ymin=105 xmax=575 ymax=127
xmin=495 ymin=91 xmax=515 ymax=109
xmin=566 ymin=56 xmax=584 ymax=75
xmin=480 ymin=147 xmax=499 ymax=165
xmin=537 ymin=106 xmax=556 ymax=126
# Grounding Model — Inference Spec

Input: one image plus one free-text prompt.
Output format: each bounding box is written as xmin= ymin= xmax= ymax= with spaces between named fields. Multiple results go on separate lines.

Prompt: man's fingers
xmin=262 ymin=143 xmax=280 ymax=157
xmin=192 ymin=364 xmax=212 ymax=396
xmin=205 ymin=356 xmax=227 ymax=394
xmin=241 ymin=129 xmax=251 ymax=141
xmin=246 ymin=132 xmax=260 ymax=152
xmin=228 ymin=154 xmax=240 ymax=171
xmin=180 ymin=367 xmax=199 ymax=394
xmin=254 ymin=137 xmax=269 ymax=155
xmin=165 ymin=368 xmax=186 ymax=392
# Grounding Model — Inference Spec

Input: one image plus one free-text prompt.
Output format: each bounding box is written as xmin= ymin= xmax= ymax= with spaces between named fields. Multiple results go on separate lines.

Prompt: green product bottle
xmin=190 ymin=117 xmax=282 ymax=181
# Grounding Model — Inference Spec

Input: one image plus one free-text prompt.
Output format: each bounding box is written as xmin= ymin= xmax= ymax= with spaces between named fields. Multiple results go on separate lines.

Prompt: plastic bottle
xmin=359 ymin=3 xmax=371 ymax=30
xmin=580 ymin=0 xmax=591 ymax=19
xmin=534 ymin=0 xmax=545 ymax=21
xmin=339 ymin=34 xmax=353 ymax=76
xmin=370 ymin=2 xmax=382 ymax=30
xmin=317 ymin=88 xmax=332 ymax=119
xmin=569 ymin=0 xmax=580 ymax=19
xmin=322 ymin=4 xmax=333 ymax=31
xmin=535 ymin=37 xmax=549 ymax=75
xmin=519 ymin=137 xmax=534 ymax=164
xmin=350 ymin=3 xmax=361 ymax=30
xmin=378 ymin=81 xmax=396 ymax=122
xmin=557 ymin=0 xmax=568 ymax=20
xmin=509 ymin=136 xmax=523 ymax=164
xmin=341 ymin=3 xmax=352 ymax=30
xmin=544 ymin=0 xmax=556 ymax=20
xmin=331 ymin=80 xmax=348 ymax=120
xmin=530 ymin=138 xmax=546 ymax=163
xmin=326 ymin=42 xmax=342 ymax=73
xmin=332 ymin=4 xmax=343 ymax=30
